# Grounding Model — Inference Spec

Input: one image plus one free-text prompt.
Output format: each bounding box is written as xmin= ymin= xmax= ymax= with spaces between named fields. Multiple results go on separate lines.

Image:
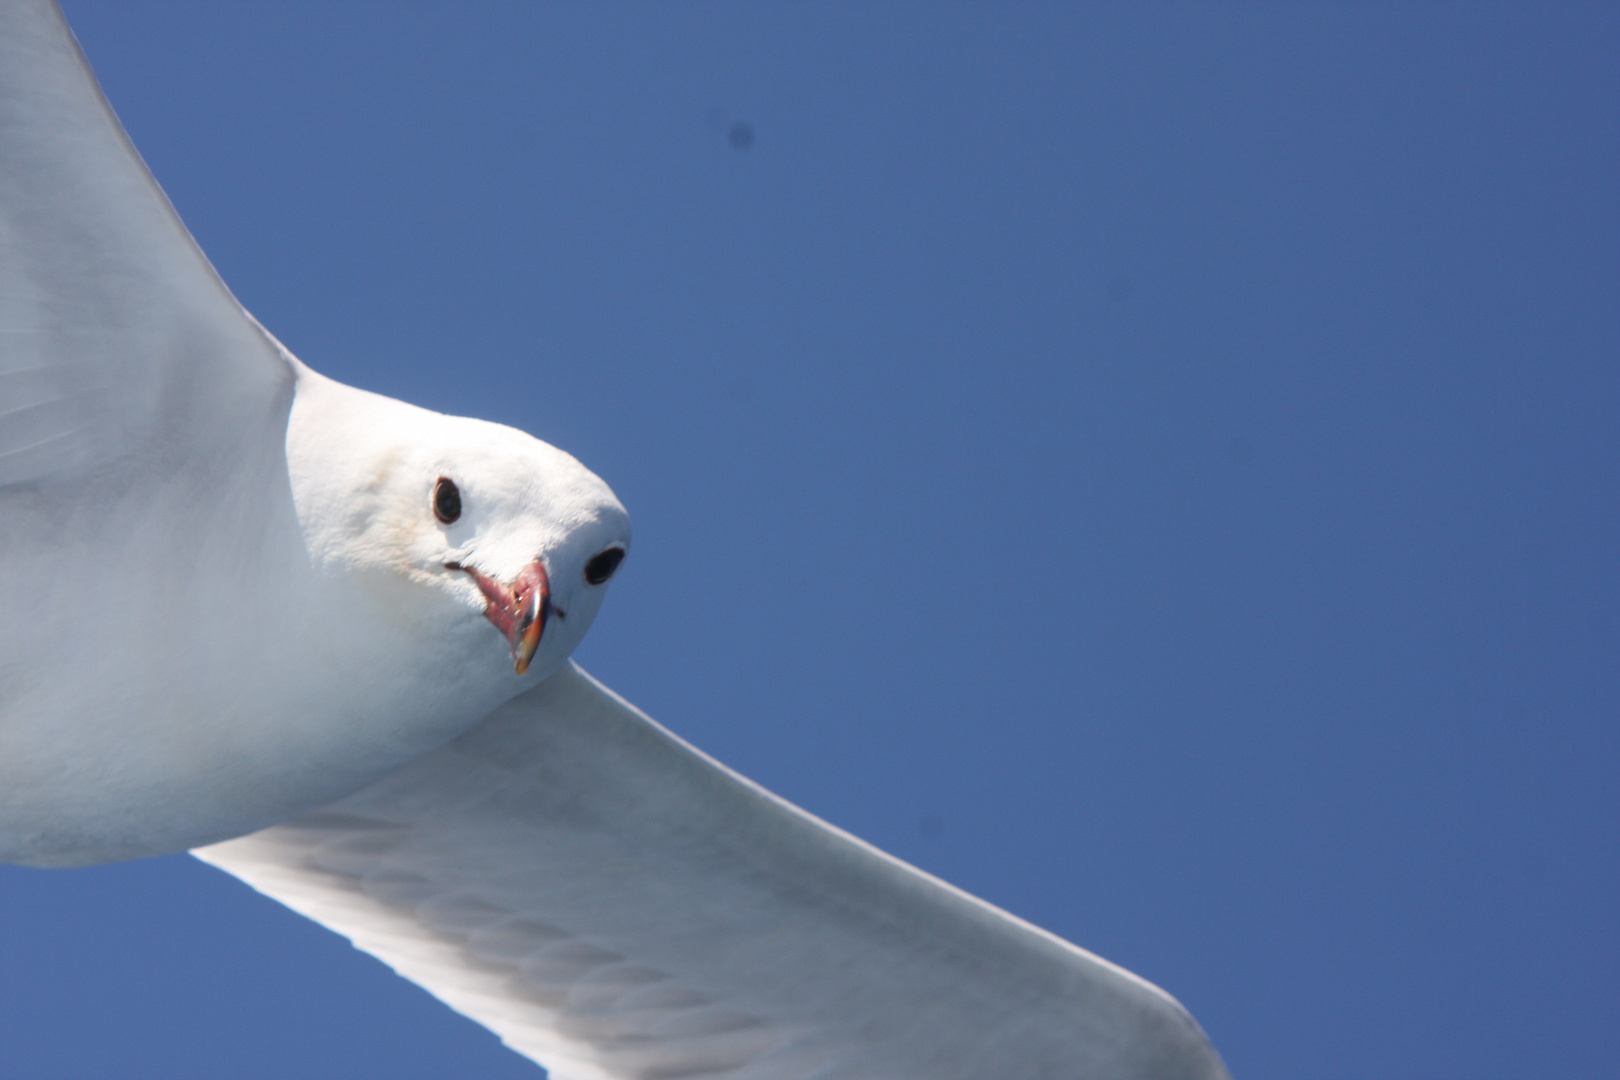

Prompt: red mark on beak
xmin=446 ymin=559 xmax=550 ymax=674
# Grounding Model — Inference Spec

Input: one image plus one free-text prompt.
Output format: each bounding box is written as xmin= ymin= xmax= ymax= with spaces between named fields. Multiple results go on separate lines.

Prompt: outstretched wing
xmin=0 ymin=0 xmax=290 ymax=491
xmin=0 ymin=1 xmax=307 ymax=865
xmin=198 ymin=662 xmax=1230 ymax=1080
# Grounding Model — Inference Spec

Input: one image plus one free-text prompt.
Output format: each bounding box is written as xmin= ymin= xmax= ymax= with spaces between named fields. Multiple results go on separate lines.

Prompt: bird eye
xmin=584 ymin=546 xmax=625 ymax=585
xmin=432 ymin=477 xmax=461 ymax=524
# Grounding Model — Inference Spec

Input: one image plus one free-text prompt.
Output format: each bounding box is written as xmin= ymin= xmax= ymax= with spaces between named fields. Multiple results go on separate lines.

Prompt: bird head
xmin=285 ymin=368 xmax=630 ymax=686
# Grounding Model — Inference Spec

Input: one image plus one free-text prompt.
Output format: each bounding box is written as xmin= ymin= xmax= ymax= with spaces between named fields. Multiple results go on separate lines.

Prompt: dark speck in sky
xmin=728 ymin=121 xmax=754 ymax=150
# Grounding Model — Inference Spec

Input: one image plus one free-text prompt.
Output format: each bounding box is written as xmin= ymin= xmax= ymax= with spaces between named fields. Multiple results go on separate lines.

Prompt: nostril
xmin=584 ymin=546 xmax=625 ymax=586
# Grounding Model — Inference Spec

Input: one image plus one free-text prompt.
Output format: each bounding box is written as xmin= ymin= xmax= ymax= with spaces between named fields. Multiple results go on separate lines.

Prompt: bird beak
xmin=446 ymin=559 xmax=551 ymax=674
xmin=510 ymin=567 xmax=546 ymax=675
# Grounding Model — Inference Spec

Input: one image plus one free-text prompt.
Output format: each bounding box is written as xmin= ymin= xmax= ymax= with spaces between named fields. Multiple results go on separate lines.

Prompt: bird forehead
xmin=449 ymin=444 xmax=621 ymax=524
xmin=409 ymin=420 xmax=628 ymax=552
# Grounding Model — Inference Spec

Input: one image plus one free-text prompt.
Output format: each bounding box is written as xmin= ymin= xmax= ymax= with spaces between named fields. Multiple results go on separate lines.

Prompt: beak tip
xmin=511 ymin=618 xmax=544 ymax=676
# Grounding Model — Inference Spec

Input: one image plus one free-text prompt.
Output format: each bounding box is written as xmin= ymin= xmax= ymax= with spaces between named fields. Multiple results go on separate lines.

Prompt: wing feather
xmin=0 ymin=0 xmax=313 ymax=866
xmin=198 ymin=662 xmax=1230 ymax=1080
xmin=0 ymin=0 xmax=290 ymax=490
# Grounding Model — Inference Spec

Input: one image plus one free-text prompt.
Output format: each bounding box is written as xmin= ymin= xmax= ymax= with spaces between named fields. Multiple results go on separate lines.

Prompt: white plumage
xmin=0 ymin=2 xmax=1229 ymax=1076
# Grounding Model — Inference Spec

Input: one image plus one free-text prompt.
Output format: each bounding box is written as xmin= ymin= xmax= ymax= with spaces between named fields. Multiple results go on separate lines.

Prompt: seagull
xmin=0 ymin=3 xmax=1231 ymax=1077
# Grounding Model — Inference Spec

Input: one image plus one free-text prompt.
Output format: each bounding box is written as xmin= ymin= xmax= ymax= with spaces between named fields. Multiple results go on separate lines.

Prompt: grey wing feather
xmin=0 ymin=0 xmax=290 ymax=491
xmin=0 ymin=1 xmax=307 ymax=865
xmin=198 ymin=662 xmax=1231 ymax=1080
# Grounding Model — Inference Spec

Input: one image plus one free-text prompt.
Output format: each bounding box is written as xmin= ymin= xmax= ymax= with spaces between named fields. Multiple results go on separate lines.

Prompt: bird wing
xmin=197 ymin=662 xmax=1230 ymax=1080
xmin=0 ymin=0 xmax=310 ymax=866
xmin=0 ymin=0 xmax=291 ymax=492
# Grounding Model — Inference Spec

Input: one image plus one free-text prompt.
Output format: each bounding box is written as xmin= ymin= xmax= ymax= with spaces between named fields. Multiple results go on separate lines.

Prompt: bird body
xmin=0 ymin=2 xmax=1230 ymax=1076
xmin=0 ymin=352 xmax=619 ymax=866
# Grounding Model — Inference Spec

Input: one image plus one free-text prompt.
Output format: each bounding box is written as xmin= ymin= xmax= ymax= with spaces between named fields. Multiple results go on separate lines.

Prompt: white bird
xmin=0 ymin=3 xmax=1230 ymax=1077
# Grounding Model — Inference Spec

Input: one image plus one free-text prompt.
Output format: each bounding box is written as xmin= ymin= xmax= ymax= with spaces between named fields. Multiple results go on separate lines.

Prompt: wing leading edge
xmin=197 ymin=662 xmax=1230 ymax=1080
xmin=0 ymin=0 xmax=291 ymax=491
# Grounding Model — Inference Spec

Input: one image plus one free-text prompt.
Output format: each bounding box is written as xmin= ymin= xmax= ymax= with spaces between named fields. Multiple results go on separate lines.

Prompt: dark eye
xmin=432 ymin=477 xmax=461 ymax=524
xmin=584 ymin=546 xmax=625 ymax=585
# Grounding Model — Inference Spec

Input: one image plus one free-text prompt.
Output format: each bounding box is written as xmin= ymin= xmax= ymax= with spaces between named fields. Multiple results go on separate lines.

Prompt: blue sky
xmin=2 ymin=4 xmax=1616 ymax=1078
